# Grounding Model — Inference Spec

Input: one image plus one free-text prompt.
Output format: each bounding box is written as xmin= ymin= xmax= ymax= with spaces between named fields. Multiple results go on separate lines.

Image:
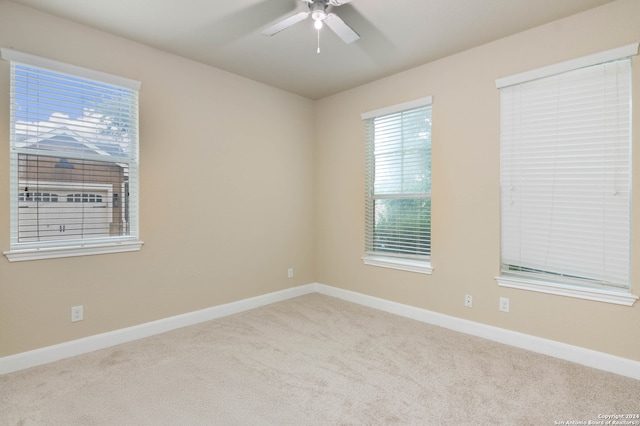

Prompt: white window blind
xmin=2 ymin=49 xmax=142 ymax=260
xmin=499 ymin=51 xmax=633 ymax=291
xmin=363 ymin=98 xmax=432 ymax=263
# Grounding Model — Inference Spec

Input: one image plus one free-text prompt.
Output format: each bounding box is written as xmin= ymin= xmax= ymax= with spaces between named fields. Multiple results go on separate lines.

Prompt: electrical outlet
xmin=287 ymin=268 xmax=294 ymax=278
xmin=499 ymin=297 xmax=510 ymax=313
xmin=464 ymin=294 xmax=473 ymax=308
xmin=71 ymin=305 xmax=83 ymax=322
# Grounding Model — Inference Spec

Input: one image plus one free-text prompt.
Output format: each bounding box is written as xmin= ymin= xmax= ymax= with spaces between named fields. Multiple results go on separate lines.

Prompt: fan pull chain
xmin=317 ymin=28 xmax=321 ymax=54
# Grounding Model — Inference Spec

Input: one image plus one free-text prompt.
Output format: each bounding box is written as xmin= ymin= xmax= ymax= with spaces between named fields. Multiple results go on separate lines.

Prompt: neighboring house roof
xmin=18 ymin=126 xmax=126 ymax=157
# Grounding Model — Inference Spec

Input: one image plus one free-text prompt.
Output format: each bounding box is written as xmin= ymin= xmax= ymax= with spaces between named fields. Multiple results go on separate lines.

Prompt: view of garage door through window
xmin=17 ymin=155 xmax=130 ymax=242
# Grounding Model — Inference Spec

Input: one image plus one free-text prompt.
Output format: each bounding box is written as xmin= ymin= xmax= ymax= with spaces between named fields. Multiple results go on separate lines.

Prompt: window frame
xmin=361 ymin=96 xmax=433 ymax=275
xmin=2 ymin=48 xmax=143 ymax=261
xmin=495 ymin=43 xmax=639 ymax=306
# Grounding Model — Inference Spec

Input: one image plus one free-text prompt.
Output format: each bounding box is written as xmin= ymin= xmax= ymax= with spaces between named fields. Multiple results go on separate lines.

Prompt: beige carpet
xmin=1 ymin=293 xmax=639 ymax=425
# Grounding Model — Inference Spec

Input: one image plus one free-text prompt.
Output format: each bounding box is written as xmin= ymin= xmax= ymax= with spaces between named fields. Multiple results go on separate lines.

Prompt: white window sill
xmin=4 ymin=240 xmax=144 ymax=262
xmin=362 ymin=255 xmax=433 ymax=275
xmin=496 ymin=275 xmax=638 ymax=307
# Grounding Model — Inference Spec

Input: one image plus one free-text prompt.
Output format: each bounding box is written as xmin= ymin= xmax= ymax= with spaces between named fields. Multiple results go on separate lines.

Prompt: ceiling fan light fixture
xmin=310 ymin=2 xmax=327 ymax=22
xmin=314 ymin=19 xmax=323 ymax=30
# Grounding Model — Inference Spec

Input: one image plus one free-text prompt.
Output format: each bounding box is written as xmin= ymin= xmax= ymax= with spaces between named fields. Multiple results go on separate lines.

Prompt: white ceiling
xmin=10 ymin=0 xmax=615 ymax=99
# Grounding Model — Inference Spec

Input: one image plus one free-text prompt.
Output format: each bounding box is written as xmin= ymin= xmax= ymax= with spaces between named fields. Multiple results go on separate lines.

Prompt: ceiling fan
xmin=262 ymin=0 xmax=359 ymax=45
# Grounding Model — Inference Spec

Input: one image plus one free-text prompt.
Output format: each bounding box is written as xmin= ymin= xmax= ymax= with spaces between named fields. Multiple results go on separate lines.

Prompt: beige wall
xmin=1 ymin=0 xmax=639 ymax=363
xmin=0 ymin=1 xmax=316 ymax=357
xmin=315 ymin=0 xmax=640 ymax=362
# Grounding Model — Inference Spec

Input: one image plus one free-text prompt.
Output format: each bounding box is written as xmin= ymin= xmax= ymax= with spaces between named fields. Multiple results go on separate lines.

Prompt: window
xmin=2 ymin=48 xmax=142 ymax=261
xmin=496 ymin=43 xmax=638 ymax=306
xmin=361 ymin=97 xmax=433 ymax=274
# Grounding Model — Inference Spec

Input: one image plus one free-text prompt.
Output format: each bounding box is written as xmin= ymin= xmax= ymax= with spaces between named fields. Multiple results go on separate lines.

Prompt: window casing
xmin=362 ymin=97 xmax=433 ymax=274
xmin=2 ymin=49 xmax=142 ymax=261
xmin=496 ymin=43 xmax=638 ymax=306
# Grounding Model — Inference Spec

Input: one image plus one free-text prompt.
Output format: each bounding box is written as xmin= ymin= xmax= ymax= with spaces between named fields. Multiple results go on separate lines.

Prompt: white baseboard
xmin=0 ymin=284 xmax=316 ymax=375
xmin=1 ymin=282 xmax=638 ymax=381
xmin=313 ymin=283 xmax=640 ymax=381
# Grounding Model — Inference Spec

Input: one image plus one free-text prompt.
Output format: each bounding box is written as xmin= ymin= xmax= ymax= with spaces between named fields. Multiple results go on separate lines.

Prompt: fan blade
xmin=328 ymin=0 xmax=354 ymax=5
xmin=325 ymin=13 xmax=359 ymax=44
xmin=262 ymin=11 xmax=309 ymax=36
